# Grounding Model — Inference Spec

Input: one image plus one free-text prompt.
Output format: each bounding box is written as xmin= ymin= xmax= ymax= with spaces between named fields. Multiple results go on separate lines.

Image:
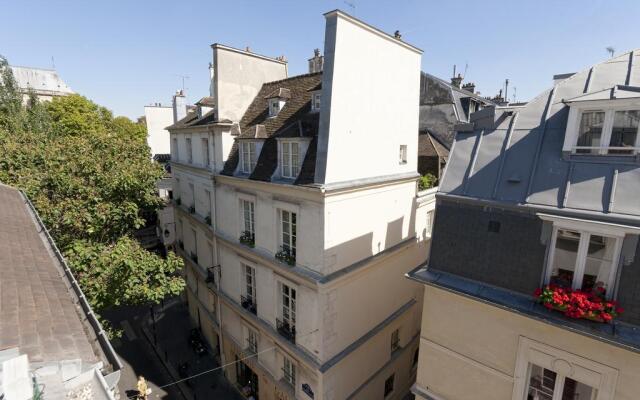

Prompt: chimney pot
xmin=394 ymin=30 xmax=402 ymax=39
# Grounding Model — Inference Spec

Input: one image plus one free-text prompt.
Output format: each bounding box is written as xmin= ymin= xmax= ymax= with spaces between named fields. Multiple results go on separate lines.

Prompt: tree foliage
xmin=0 ymin=55 xmax=184 ymax=315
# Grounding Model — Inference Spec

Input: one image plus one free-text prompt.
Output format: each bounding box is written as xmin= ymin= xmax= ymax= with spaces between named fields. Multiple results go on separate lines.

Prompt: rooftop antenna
xmin=463 ymin=62 xmax=468 ymax=79
xmin=51 ymin=56 xmax=55 ymax=69
xmin=453 ymin=64 xmax=456 ymax=78
xmin=344 ymin=0 xmax=356 ymax=15
xmin=606 ymin=46 xmax=615 ymax=58
xmin=504 ymin=79 xmax=509 ymax=103
xmin=513 ymin=87 xmax=517 ymax=103
xmin=174 ymin=74 xmax=190 ymax=92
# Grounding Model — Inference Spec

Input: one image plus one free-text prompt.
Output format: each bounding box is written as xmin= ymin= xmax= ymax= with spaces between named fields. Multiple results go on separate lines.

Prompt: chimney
xmin=451 ymin=73 xmax=463 ymax=89
xmin=172 ymin=90 xmax=187 ymax=123
xmin=462 ymin=82 xmax=476 ymax=93
xmin=308 ymin=48 xmax=324 ymax=73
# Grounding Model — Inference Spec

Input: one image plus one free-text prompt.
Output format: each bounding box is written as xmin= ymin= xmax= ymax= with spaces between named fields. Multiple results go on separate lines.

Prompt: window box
xmin=239 ymin=231 xmax=255 ymax=247
xmin=189 ymin=205 xmax=195 ymax=214
xmin=534 ymin=285 xmax=623 ymax=323
xmin=275 ymin=246 xmax=296 ymax=266
xmin=205 ymin=214 xmax=212 ymax=226
xmin=176 ymin=198 xmax=181 ymax=206
xmin=276 ymin=318 xmax=296 ymax=343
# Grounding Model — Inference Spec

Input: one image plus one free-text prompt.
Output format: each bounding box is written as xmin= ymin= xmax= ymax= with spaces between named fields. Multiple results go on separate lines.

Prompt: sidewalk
xmin=141 ymin=297 xmax=243 ymax=400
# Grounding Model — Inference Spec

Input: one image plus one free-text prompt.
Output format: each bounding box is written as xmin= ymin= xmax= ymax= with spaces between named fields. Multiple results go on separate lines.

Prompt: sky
xmin=2 ymin=0 xmax=639 ymax=120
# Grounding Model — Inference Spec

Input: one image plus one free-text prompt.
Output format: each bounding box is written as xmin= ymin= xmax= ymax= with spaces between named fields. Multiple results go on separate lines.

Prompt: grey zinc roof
xmin=10 ymin=66 xmax=74 ymax=95
xmin=439 ymin=49 xmax=640 ymax=223
xmin=0 ymin=185 xmax=99 ymax=364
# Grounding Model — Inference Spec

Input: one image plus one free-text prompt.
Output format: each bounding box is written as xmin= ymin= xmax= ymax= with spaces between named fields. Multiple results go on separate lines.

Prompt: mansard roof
xmin=438 ymin=49 xmax=640 ymax=223
xmin=221 ymin=72 xmax=323 ymax=183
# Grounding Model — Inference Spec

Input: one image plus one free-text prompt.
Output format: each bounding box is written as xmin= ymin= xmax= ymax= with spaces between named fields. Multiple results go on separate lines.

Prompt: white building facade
xmin=169 ymin=10 xmax=435 ymax=400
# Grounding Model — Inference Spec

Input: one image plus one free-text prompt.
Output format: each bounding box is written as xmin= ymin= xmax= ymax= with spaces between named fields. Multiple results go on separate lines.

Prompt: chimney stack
xmin=462 ymin=82 xmax=476 ymax=94
xmin=172 ymin=90 xmax=187 ymax=123
xmin=451 ymin=73 xmax=463 ymax=89
xmin=308 ymin=48 xmax=324 ymax=73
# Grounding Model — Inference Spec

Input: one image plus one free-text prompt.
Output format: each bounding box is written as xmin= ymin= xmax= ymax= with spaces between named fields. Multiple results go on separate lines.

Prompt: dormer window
xmin=563 ymin=86 xmax=640 ymax=156
xmin=265 ymin=88 xmax=291 ymax=118
xmin=281 ymin=141 xmax=300 ymax=178
xmin=311 ymin=92 xmax=321 ymax=112
xmin=269 ymin=99 xmax=282 ymax=117
xmin=240 ymin=141 xmax=257 ymax=173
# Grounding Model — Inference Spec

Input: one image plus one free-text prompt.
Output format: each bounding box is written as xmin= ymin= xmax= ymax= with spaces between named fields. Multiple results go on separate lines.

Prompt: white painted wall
xmin=315 ymin=11 xmax=422 ymax=185
xmin=213 ymin=44 xmax=288 ymax=122
xmin=144 ymin=106 xmax=173 ymax=156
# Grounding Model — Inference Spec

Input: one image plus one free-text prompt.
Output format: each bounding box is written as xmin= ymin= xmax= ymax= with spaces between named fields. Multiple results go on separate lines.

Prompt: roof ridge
xmin=264 ymin=71 xmax=323 ymax=86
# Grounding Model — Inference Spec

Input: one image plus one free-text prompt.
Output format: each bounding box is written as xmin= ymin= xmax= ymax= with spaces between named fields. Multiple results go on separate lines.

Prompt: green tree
xmin=0 ymin=57 xmax=184 ymax=322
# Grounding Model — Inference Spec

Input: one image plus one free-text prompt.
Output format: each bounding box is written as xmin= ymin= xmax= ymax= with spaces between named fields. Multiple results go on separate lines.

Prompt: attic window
xmin=240 ymin=142 xmax=257 ymax=173
xmin=574 ymin=109 xmax=640 ymax=155
xmin=281 ymin=141 xmax=300 ymax=178
xmin=311 ymin=92 xmax=321 ymax=112
xmin=269 ymin=99 xmax=282 ymax=117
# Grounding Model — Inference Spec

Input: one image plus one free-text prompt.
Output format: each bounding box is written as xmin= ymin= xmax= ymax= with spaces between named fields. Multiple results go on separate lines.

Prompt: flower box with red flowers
xmin=534 ymin=285 xmax=623 ymax=323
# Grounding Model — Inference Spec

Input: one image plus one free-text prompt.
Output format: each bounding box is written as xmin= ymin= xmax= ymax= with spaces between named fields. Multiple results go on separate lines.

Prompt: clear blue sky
xmin=2 ymin=0 xmax=639 ymax=120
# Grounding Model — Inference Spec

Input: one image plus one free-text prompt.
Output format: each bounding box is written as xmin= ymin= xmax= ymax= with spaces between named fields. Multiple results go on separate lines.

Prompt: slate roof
xmin=419 ymin=72 xmax=495 ymax=148
xmin=439 ymin=49 xmax=640 ymax=223
xmin=10 ymin=66 xmax=74 ymax=96
xmin=419 ymin=131 xmax=450 ymax=159
xmin=221 ymin=72 xmax=323 ymax=182
xmin=166 ymin=108 xmax=231 ymax=130
xmin=0 ymin=184 xmax=98 ymax=363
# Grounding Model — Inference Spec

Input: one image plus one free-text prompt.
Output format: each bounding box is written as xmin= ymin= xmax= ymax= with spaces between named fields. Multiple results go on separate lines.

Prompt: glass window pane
xmin=550 ymin=229 xmax=580 ymax=288
xmin=609 ymin=110 xmax=639 ymax=154
xmin=561 ymin=376 xmax=595 ymax=400
xmin=526 ymin=364 xmax=556 ymax=400
xmin=576 ymin=111 xmax=605 ymax=154
xmin=582 ymin=234 xmax=616 ymax=292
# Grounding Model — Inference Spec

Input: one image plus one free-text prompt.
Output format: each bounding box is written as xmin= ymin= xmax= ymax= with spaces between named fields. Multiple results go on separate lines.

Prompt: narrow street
xmin=103 ymin=297 xmax=243 ymax=400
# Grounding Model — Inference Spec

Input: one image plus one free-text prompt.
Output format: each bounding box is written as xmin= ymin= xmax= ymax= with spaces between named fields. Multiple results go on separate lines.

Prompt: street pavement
xmin=104 ymin=296 xmax=242 ymax=400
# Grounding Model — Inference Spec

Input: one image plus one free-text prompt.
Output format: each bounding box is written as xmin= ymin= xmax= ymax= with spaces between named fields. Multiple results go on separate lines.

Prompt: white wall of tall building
xmin=144 ymin=105 xmax=173 ymax=156
xmin=315 ymin=11 xmax=421 ymax=185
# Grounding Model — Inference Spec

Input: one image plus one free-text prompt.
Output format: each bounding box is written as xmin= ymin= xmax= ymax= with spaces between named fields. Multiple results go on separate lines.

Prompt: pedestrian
xmin=137 ymin=375 xmax=150 ymax=400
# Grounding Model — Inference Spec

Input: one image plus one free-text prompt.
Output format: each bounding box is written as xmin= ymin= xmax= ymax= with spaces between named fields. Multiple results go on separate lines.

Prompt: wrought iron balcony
xmin=240 ymin=295 xmax=257 ymax=315
xmin=276 ymin=318 xmax=296 ymax=344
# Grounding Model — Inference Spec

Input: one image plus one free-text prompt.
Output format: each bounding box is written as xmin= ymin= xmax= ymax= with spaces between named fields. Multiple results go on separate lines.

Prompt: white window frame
xmin=282 ymin=355 xmax=296 ymax=387
xmin=399 ymin=144 xmax=408 ymax=165
xmin=244 ymin=264 xmax=256 ymax=303
xmin=245 ymin=326 xmax=258 ymax=354
xmin=279 ymin=282 xmax=296 ymax=327
xmin=539 ymin=213 xmax=640 ymax=298
xmin=186 ymin=137 xmax=193 ymax=163
xmin=269 ymin=99 xmax=282 ymax=117
xmin=564 ymin=100 xmax=640 ymax=155
xmin=512 ymin=337 xmax=618 ymax=400
xmin=240 ymin=198 xmax=255 ymax=237
xmin=280 ymin=141 xmax=301 ymax=178
xmin=311 ymin=92 xmax=321 ymax=112
xmin=240 ymin=141 xmax=257 ymax=174
xmin=202 ymin=137 xmax=210 ymax=166
xmin=279 ymin=209 xmax=297 ymax=256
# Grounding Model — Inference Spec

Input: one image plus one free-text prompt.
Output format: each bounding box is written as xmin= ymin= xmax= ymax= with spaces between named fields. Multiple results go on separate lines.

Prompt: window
xmin=186 ymin=138 xmax=193 ymax=163
xmin=241 ymin=199 xmax=255 ymax=237
xmin=390 ymin=329 xmax=400 ymax=353
xmin=399 ymin=145 xmax=407 ymax=164
xmin=515 ymin=337 xmax=617 ymax=400
xmin=546 ymin=228 xmax=621 ymax=294
xmin=189 ymin=183 xmax=195 ymax=208
xmin=283 ymin=356 xmax=296 ymax=387
xmin=280 ymin=210 xmax=297 ymax=257
xmin=240 ymin=142 xmax=256 ymax=173
xmin=573 ymin=108 xmax=640 ymax=155
xmin=311 ymin=92 xmax=321 ymax=111
xmin=172 ymin=138 xmax=178 ymax=160
xmin=246 ymin=328 xmax=258 ymax=354
xmin=412 ymin=348 xmax=419 ymax=369
xmin=384 ymin=374 xmax=395 ymax=398
xmin=269 ymin=99 xmax=281 ymax=117
xmin=281 ymin=142 xmax=300 ymax=178
xmin=244 ymin=264 xmax=256 ymax=304
xmin=281 ymin=283 xmax=296 ymax=327
xmin=202 ymin=138 xmax=210 ymax=166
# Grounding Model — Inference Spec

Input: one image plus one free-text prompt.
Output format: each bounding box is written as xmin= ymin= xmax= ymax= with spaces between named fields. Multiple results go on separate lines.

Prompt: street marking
xmin=121 ymin=320 xmax=138 ymax=341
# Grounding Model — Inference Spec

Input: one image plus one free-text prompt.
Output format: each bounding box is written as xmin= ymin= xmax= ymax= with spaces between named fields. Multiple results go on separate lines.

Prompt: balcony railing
xmin=205 ymin=266 xmax=216 ymax=285
xmin=239 ymin=230 xmax=255 ymax=248
xmin=240 ymin=295 xmax=257 ymax=315
xmin=276 ymin=318 xmax=296 ymax=344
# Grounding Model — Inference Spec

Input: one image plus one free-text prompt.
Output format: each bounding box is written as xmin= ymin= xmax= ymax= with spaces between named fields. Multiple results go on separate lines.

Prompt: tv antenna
xmin=51 ymin=56 xmax=55 ymax=69
xmin=174 ymin=74 xmax=190 ymax=92
xmin=606 ymin=46 xmax=615 ymax=58
xmin=344 ymin=0 xmax=356 ymax=15
xmin=463 ymin=62 xmax=468 ymax=79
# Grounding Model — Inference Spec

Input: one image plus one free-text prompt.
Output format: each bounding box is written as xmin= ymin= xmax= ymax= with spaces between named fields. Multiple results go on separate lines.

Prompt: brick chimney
xmin=308 ymin=48 xmax=324 ymax=73
xmin=451 ymin=73 xmax=463 ymax=89
xmin=172 ymin=90 xmax=187 ymax=123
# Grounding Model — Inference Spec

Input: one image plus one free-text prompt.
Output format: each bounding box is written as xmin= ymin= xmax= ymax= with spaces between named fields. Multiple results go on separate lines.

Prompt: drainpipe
xmin=211 ymin=155 xmax=226 ymax=371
